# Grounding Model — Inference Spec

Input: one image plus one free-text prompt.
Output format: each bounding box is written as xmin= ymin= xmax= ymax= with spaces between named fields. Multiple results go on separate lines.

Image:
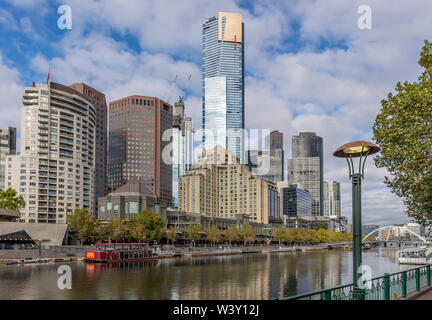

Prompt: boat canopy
xmin=399 ymin=247 xmax=426 ymax=253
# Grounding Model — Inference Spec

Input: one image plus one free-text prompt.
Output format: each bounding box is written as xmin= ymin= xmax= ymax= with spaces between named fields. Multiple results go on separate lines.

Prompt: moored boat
xmin=398 ymin=246 xmax=432 ymax=265
xmin=85 ymin=243 xmax=158 ymax=263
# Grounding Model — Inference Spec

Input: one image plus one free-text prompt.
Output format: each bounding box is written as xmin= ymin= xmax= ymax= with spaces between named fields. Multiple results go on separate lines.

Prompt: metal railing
xmin=281 ymin=265 xmax=432 ymax=300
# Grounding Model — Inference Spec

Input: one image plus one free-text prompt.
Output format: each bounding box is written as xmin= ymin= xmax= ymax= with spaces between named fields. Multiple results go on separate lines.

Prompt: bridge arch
xmin=362 ymin=226 xmax=426 ymax=243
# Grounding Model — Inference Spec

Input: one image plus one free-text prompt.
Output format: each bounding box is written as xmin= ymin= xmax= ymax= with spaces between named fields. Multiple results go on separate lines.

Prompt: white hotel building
xmin=5 ymin=81 xmax=96 ymax=223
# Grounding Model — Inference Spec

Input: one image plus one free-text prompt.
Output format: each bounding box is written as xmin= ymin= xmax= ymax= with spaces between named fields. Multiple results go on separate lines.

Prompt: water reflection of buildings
xmin=279 ymin=251 xmax=343 ymax=298
xmin=175 ymin=255 xmax=271 ymax=299
xmin=81 ymin=252 xmax=344 ymax=300
xmin=2 ymin=249 xmax=406 ymax=300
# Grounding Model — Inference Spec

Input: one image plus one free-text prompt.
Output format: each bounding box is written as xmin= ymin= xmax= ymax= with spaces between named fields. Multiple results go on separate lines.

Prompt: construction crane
xmin=163 ymin=75 xmax=178 ymax=104
xmin=180 ymin=74 xmax=192 ymax=100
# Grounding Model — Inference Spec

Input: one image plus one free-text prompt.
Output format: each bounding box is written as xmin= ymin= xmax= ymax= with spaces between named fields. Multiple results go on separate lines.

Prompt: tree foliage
xmin=67 ymin=208 xmax=99 ymax=245
xmin=0 ymin=188 xmax=26 ymax=211
xmin=127 ymin=210 xmax=165 ymax=243
xmin=241 ymin=223 xmax=256 ymax=245
xmin=271 ymin=226 xmax=352 ymax=245
xmin=273 ymin=226 xmax=288 ymax=244
xmin=101 ymin=218 xmax=126 ymax=243
xmin=185 ymin=224 xmax=202 ymax=246
xmin=224 ymin=224 xmax=239 ymax=244
xmin=205 ymin=225 xmax=222 ymax=246
xmin=166 ymin=226 xmax=178 ymax=245
xmin=373 ymin=40 xmax=432 ymax=227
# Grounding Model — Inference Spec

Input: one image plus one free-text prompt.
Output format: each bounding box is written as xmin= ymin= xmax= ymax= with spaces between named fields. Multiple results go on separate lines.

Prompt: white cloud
xmin=19 ymin=0 xmax=431 ymax=225
xmin=0 ymin=54 xmax=23 ymax=134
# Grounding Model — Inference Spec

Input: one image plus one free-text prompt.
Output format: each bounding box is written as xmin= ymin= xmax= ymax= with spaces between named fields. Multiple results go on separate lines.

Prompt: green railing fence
xmin=280 ymin=265 xmax=432 ymax=300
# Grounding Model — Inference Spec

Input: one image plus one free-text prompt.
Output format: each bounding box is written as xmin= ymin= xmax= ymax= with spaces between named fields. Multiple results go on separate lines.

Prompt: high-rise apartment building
xmin=202 ymin=12 xmax=245 ymax=161
xmin=6 ymin=81 xmax=96 ymax=223
xmin=107 ymin=95 xmax=173 ymax=204
xmin=69 ymin=83 xmax=107 ymax=202
xmin=323 ymin=181 xmax=341 ymax=218
xmin=288 ymin=132 xmax=323 ymax=216
xmin=0 ymin=127 xmax=16 ymax=190
xmin=178 ymin=146 xmax=279 ymax=224
xmin=172 ymin=97 xmax=193 ymax=208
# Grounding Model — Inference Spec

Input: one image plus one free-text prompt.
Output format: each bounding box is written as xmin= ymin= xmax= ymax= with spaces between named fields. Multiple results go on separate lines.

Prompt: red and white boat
xmin=85 ymin=243 xmax=158 ymax=263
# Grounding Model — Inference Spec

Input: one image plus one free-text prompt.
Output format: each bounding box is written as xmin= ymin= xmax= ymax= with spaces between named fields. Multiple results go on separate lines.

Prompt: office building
xmin=288 ymin=132 xmax=323 ymax=216
xmin=202 ymin=12 xmax=245 ymax=161
xmin=172 ymin=97 xmax=193 ymax=207
xmin=6 ymin=81 xmax=96 ymax=223
xmin=281 ymin=184 xmax=312 ymax=218
xmin=107 ymin=95 xmax=173 ymax=204
xmin=276 ymin=180 xmax=289 ymax=220
xmin=0 ymin=127 xmax=16 ymax=190
xmin=178 ymin=146 xmax=279 ymax=224
xmin=323 ymin=181 xmax=341 ymax=218
xmin=69 ymin=83 xmax=107 ymax=201
xmin=248 ymin=130 xmax=284 ymax=182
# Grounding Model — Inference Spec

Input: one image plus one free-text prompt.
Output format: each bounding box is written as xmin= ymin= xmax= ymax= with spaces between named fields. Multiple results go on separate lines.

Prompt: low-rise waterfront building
xmin=166 ymin=209 xmax=280 ymax=242
xmin=97 ymin=181 xmax=168 ymax=222
xmin=284 ymin=215 xmax=348 ymax=233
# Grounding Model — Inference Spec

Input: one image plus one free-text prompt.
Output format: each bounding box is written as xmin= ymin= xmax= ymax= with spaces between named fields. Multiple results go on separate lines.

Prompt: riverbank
xmin=0 ymin=242 xmax=353 ymax=263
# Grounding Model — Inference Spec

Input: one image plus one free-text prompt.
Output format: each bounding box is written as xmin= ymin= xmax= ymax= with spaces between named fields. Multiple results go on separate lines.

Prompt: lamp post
xmin=333 ymin=140 xmax=380 ymax=300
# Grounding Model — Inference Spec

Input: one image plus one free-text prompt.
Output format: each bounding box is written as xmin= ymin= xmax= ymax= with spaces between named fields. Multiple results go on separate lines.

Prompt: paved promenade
xmin=414 ymin=288 xmax=432 ymax=300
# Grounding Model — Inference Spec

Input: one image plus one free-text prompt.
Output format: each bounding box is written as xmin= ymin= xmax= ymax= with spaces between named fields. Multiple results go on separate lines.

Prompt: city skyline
xmin=1 ymin=1 xmax=430 ymax=225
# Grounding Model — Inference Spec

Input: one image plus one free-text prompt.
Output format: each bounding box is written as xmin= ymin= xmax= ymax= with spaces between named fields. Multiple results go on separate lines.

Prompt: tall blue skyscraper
xmin=202 ymin=12 xmax=244 ymax=162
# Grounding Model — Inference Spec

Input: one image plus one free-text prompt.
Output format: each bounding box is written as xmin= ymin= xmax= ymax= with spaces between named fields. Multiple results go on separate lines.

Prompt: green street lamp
xmin=333 ymin=140 xmax=380 ymax=300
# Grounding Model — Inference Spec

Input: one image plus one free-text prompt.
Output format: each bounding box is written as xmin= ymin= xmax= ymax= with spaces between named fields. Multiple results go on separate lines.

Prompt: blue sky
xmin=1 ymin=0 xmax=431 ymax=226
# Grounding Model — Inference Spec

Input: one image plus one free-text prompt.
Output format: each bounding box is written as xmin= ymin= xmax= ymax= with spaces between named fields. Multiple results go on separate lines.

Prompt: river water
xmin=0 ymin=248 xmax=412 ymax=300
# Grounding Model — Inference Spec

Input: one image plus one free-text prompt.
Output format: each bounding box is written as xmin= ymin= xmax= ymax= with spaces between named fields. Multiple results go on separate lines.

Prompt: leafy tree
xmin=166 ymin=226 xmax=178 ymax=245
xmin=185 ymin=224 xmax=202 ymax=247
xmin=285 ymin=228 xmax=295 ymax=244
xmin=205 ymin=225 xmax=222 ymax=246
xmin=130 ymin=224 xmax=147 ymax=242
xmin=0 ymin=188 xmax=26 ymax=211
xmin=67 ymin=208 xmax=99 ymax=245
xmin=273 ymin=227 xmax=288 ymax=244
xmin=224 ymin=224 xmax=239 ymax=245
xmin=373 ymin=40 xmax=432 ymax=228
xmin=127 ymin=210 xmax=165 ymax=243
xmin=241 ymin=223 xmax=256 ymax=245
xmin=101 ymin=218 xmax=126 ymax=243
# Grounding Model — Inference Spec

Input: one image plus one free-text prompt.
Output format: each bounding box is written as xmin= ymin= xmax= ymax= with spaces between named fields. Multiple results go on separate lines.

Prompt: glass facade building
xmin=288 ymin=132 xmax=323 ymax=216
xmin=282 ymin=185 xmax=312 ymax=218
xmin=323 ymin=181 xmax=341 ymax=218
xmin=202 ymin=12 xmax=244 ymax=162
